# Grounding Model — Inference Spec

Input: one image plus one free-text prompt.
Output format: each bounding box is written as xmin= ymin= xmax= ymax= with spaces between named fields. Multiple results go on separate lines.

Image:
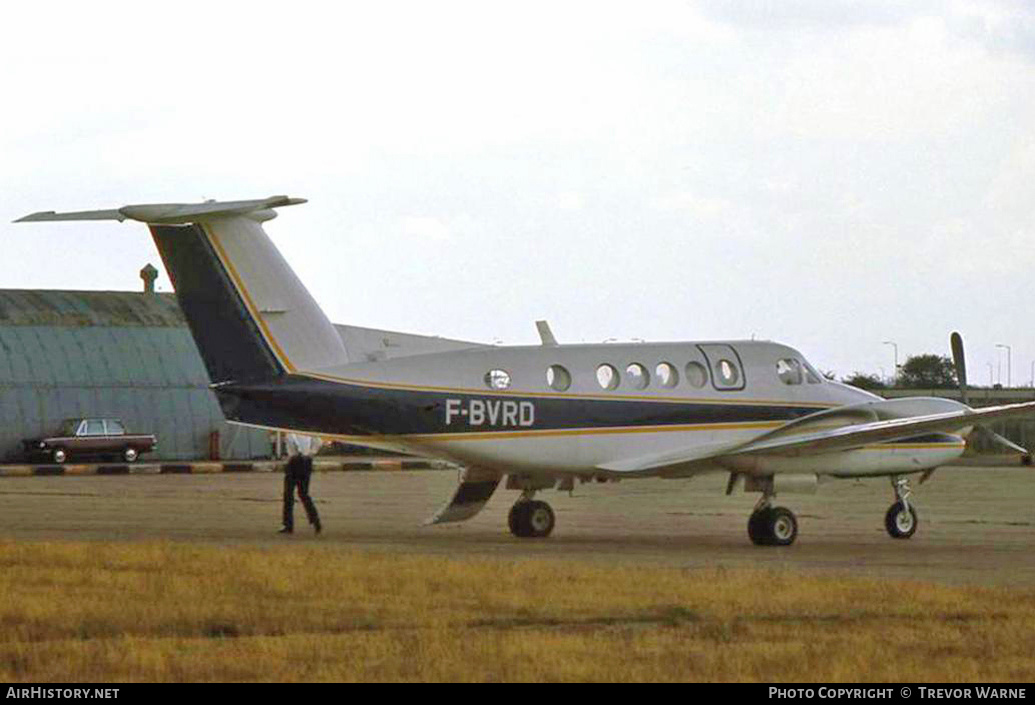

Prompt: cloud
xmin=649 ymin=191 xmax=731 ymax=219
xmin=691 ymin=0 xmax=1035 ymax=63
xmin=946 ymin=0 xmax=1035 ymax=61
xmin=556 ymin=192 xmax=584 ymax=211
xmin=398 ymin=214 xmax=478 ymax=242
xmin=399 ymin=216 xmax=452 ymax=242
xmin=692 ymin=0 xmax=936 ymax=31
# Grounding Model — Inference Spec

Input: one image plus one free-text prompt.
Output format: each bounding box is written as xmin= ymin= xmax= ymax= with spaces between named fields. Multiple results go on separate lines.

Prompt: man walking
xmin=279 ymin=434 xmax=322 ymax=534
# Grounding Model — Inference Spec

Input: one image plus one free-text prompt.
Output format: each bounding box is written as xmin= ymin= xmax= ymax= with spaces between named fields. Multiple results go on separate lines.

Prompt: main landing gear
xmin=885 ymin=476 xmax=918 ymax=539
xmin=747 ymin=483 xmax=798 ymax=546
xmin=508 ymin=492 xmax=555 ymax=538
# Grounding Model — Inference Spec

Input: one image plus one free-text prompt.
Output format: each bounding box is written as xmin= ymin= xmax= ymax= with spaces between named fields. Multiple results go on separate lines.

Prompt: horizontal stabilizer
xmin=16 ymin=196 xmax=306 ymax=225
xmin=18 ymin=194 xmax=350 ymax=381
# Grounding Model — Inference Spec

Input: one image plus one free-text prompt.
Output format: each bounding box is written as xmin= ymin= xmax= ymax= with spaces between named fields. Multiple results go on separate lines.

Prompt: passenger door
xmin=696 ymin=344 xmax=746 ymax=391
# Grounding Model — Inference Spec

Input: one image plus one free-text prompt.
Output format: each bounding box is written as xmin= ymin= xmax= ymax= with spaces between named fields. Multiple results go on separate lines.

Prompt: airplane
xmin=17 ymin=195 xmax=1035 ymax=546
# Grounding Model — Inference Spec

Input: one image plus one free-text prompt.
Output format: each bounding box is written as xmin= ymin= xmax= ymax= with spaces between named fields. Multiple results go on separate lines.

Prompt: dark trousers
xmin=283 ymin=455 xmax=320 ymax=530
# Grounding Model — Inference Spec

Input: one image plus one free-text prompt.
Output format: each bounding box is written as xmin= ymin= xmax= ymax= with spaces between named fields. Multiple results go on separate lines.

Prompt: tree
xmin=895 ymin=354 xmax=957 ymax=389
xmin=842 ymin=372 xmax=887 ymax=390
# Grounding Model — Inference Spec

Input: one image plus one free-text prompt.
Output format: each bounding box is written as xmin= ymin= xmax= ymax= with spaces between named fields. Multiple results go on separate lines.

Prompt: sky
xmin=3 ymin=0 xmax=1035 ymax=384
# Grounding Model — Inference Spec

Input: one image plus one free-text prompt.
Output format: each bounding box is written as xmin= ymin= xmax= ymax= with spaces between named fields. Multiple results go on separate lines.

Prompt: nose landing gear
xmin=885 ymin=476 xmax=918 ymax=539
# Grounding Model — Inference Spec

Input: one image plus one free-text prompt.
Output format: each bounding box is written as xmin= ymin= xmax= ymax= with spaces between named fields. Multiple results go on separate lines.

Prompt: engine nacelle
xmin=744 ymin=473 xmax=819 ymax=495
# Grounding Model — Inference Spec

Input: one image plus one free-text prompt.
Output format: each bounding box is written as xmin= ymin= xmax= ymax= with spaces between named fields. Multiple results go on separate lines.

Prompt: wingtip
xmin=13 ymin=212 xmax=50 ymax=223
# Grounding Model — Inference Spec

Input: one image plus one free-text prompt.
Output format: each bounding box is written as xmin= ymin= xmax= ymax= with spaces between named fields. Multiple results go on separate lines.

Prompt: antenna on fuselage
xmin=536 ymin=320 xmax=558 ymax=346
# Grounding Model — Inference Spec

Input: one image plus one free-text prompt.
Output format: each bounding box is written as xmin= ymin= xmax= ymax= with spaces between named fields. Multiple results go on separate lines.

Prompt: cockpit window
xmin=776 ymin=358 xmax=803 ymax=385
xmin=803 ymin=361 xmax=823 ymax=384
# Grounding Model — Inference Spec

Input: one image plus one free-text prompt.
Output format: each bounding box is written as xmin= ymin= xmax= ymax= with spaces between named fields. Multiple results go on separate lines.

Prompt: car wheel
xmin=123 ymin=447 xmax=138 ymax=463
xmin=52 ymin=448 xmax=67 ymax=464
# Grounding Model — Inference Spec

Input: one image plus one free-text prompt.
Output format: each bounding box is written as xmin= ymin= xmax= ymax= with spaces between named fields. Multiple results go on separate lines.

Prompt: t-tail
xmin=15 ymin=196 xmax=349 ymax=385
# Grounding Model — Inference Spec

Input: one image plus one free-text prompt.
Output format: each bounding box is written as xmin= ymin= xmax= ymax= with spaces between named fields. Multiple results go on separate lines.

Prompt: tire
xmin=747 ymin=509 xmax=772 ymax=546
xmin=507 ymin=502 xmax=528 ymax=537
xmin=885 ymin=501 xmax=918 ymax=539
xmin=748 ymin=507 xmax=798 ymax=546
xmin=508 ymin=500 xmax=555 ymax=538
xmin=52 ymin=448 xmax=67 ymax=464
xmin=123 ymin=447 xmax=138 ymax=463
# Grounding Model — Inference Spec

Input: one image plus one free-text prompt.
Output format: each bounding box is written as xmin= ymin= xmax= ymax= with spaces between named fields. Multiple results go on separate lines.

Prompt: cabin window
xmin=685 ymin=361 xmax=708 ymax=388
xmin=626 ymin=363 xmax=649 ymax=390
xmin=546 ymin=365 xmax=571 ymax=392
xmin=84 ymin=420 xmax=105 ymax=436
xmin=656 ymin=362 xmax=679 ymax=388
xmin=776 ymin=358 xmax=802 ymax=385
xmin=484 ymin=369 xmax=511 ymax=390
xmin=596 ymin=364 xmax=620 ymax=390
xmin=104 ymin=419 xmax=125 ymax=435
xmin=697 ymin=344 xmax=747 ymax=391
xmin=717 ymin=359 xmax=740 ymax=386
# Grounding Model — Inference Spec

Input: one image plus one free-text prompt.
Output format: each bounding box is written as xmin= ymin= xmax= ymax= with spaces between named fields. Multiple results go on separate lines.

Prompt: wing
xmin=601 ymin=400 xmax=1035 ymax=475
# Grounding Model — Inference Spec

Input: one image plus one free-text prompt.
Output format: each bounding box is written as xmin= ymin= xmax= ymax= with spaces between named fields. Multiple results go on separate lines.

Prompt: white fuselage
xmin=249 ymin=339 xmax=968 ymax=479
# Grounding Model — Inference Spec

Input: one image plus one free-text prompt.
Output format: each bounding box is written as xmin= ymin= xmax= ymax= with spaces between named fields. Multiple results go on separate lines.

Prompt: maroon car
xmin=23 ymin=418 xmax=157 ymax=464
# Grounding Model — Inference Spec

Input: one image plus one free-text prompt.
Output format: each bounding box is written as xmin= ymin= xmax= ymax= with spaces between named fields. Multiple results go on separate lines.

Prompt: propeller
xmin=923 ymin=331 xmax=1031 ymax=483
xmin=950 ymin=331 xmax=969 ymax=406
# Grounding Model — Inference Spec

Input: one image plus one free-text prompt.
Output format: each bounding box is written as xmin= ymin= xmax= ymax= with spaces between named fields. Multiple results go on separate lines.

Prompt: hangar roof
xmin=0 ymin=290 xmax=184 ymax=328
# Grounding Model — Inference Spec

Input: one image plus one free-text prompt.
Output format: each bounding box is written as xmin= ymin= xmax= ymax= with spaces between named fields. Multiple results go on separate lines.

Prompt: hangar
xmin=0 ymin=264 xmax=484 ymax=463
xmin=0 ymin=271 xmax=271 ymax=461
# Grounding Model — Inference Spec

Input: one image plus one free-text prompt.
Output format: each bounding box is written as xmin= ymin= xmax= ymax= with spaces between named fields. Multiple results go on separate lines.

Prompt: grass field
xmin=1 ymin=540 xmax=1034 ymax=682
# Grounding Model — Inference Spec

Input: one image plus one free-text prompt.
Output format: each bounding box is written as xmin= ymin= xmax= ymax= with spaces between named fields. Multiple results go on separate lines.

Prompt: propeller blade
xmin=977 ymin=426 xmax=1030 ymax=455
xmin=950 ymin=331 xmax=970 ymax=406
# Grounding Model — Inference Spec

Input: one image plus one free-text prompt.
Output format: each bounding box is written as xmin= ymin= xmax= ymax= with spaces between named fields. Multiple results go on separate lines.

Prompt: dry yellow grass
xmin=1 ymin=540 xmax=1033 ymax=682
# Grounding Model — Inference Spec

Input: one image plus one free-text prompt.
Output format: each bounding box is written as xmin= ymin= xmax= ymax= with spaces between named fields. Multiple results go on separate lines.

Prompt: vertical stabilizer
xmin=17 ymin=196 xmax=350 ymax=384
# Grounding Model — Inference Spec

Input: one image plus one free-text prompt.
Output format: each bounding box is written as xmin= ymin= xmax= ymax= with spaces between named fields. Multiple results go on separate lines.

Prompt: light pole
xmin=996 ymin=344 xmax=1012 ymax=388
xmin=883 ymin=341 xmax=898 ymax=384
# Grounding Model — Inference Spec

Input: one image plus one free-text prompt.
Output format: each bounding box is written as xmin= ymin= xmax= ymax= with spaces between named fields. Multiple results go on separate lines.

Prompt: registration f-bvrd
xmin=18 ymin=196 xmax=1035 ymax=545
xmin=444 ymin=399 xmax=535 ymax=427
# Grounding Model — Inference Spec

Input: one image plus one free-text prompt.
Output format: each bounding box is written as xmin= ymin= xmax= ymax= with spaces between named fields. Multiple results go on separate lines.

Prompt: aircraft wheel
xmin=748 ymin=506 xmax=798 ymax=546
xmin=508 ymin=500 xmax=555 ymax=538
xmin=747 ymin=509 xmax=772 ymax=545
xmin=885 ymin=501 xmax=918 ymax=539
xmin=507 ymin=502 xmax=524 ymax=536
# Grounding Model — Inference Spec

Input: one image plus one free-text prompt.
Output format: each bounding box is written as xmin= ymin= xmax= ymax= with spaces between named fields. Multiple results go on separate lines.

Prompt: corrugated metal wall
xmin=0 ymin=290 xmax=271 ymax=461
